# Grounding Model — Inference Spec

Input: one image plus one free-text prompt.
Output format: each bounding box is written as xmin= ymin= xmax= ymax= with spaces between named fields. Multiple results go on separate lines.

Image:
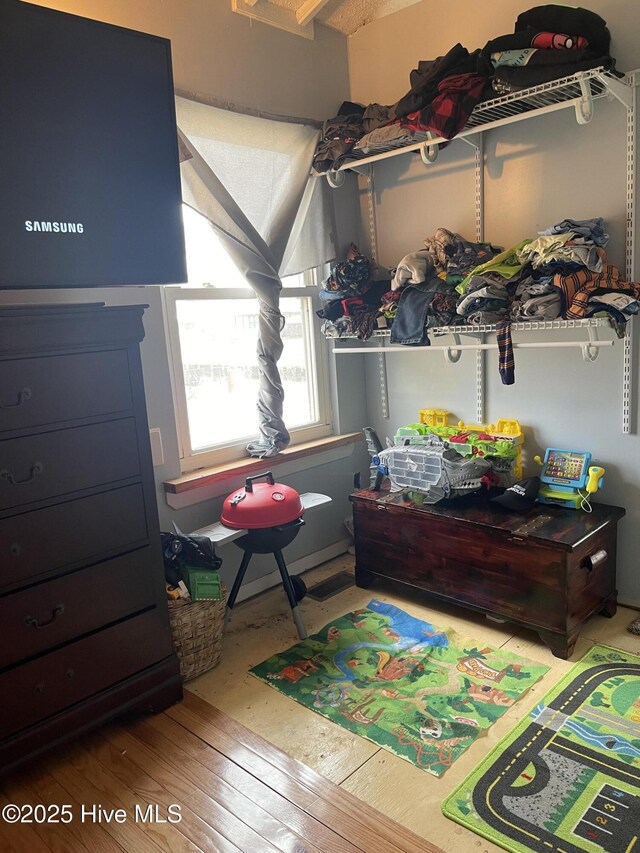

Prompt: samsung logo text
xmin=25 ymin=220 xmax=84 ymax=234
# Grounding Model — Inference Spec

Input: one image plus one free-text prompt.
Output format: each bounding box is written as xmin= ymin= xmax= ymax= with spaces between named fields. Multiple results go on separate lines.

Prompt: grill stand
xmin=191 ymin=493 xmax=332 ymax=643
xmin=225 ymin=547 xmax=308 ymax=640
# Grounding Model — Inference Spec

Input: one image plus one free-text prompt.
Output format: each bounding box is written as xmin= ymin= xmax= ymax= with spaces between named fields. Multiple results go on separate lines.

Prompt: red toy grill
xmin=221 ymin=472 xmax=304 ymax=531
xmin=206 ymin=472 xmax=330 ymax=639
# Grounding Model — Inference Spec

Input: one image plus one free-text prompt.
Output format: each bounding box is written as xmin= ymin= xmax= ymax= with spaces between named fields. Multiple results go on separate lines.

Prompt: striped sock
xmin=496 ymin=319 xmax=515 ymax=385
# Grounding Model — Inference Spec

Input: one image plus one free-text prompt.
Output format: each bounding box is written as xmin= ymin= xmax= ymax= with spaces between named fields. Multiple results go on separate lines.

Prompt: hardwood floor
xmin=2 ymin=554 xmax=637 ymax=853
xmin=0 ymin=691 xmax=442 ymax=853
xmin=187 ymin=555 xmax=640 ymax=853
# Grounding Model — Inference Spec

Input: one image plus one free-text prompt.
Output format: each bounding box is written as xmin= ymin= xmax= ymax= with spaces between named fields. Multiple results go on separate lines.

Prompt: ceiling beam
xmin=232 ymin=0 xmax=315 ymax=39
xmin=296 ymin=0 xmax=330 ymax=27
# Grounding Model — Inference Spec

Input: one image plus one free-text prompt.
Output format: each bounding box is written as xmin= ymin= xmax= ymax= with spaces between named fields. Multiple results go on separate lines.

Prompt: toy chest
xmin=167 ymin=585 xmax=227 ymax=681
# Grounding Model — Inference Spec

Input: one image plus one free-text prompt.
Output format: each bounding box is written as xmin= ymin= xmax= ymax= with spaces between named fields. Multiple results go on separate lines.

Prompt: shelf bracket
xmin=326 ymin=169 xmax=345 ymax=188
xmin=326 ymin=163 xmax=379 ymax=186
xmin=346 ymin=164 xmax=371 ymax=177
xmin=443 ymin=334 xmax=462 ymax=363
xmin=419 ymin=132 xmax=439 ymax=165
xmin=378 ymin=349 xmax=389 ymax=419
xmin=459 ymin=133 xmax=481 ymax=150
xmin=621 ymin=318 xmax=633 ymax=434
xmin=476 ymin=341 xmax=485 ymax=424
xmin=475 ymin=134 xmax=484 ymax=243
xmin=581 ymin=325 xmax=600 ymax=362
xmin=365 ymin=166 xmax=388 ymax=420
xmin=575 ymin=74 xmax=594 ymax=124
xmin=596 ymin=71 xmax=635 ymax=110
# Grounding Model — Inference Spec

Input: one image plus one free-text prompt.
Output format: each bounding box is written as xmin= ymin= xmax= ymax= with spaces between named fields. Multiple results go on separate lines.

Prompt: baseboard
xmin=235 ymin=538 xmax=351 ymax=604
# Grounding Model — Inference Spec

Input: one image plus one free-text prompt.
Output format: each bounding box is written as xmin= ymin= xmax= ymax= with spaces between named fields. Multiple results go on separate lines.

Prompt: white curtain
xmin=281 ymin=175 xmax=335 ymax=277
xmin=175 ymin=97 xmax=332 ymax=456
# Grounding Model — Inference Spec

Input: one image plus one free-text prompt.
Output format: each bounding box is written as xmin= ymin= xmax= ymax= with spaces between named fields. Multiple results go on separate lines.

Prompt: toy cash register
xmin=535 ymin=449 xmax=604 ymax=510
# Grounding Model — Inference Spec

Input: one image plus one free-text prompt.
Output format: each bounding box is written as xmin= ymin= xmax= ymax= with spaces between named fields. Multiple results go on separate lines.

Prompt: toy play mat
xmin=443 ymin=643 xmax=640 ymax=853
xmin=250 ymin=600 xmax=548 ymax=777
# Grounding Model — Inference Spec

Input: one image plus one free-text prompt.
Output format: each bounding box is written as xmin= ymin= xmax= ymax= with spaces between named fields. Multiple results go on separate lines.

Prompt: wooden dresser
xmin=0 ymin=303 xmax=182 ymax=774
xmin=350 ymin=488 xmax=625 ymax=659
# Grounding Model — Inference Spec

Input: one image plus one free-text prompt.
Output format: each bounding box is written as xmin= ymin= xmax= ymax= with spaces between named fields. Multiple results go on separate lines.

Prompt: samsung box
xmin=0 ymin=0 xmax=186 ymax=289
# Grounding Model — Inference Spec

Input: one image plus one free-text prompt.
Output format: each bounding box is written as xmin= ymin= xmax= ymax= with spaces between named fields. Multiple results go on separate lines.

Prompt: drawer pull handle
xmin=65 ymin=668 xmax=75 ymax=680
xmin=0 ymin=387 xmax=31 ymax=409
xmin=35 ymin=682 xmax=45 ymax=694
xmin=24 ymin=604 xmax=65 ymax=629
xmin=584 ymin=549 xmax=608 ymax=571
xmin=0 ymin=461 xmax=43 ymax=485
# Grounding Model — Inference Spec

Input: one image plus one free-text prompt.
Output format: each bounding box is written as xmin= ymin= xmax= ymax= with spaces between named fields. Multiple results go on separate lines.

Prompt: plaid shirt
xmin=402 ymin=73 xmax=489 ymax=140
xmin=552 ymin=264 xmax=640 ymax=319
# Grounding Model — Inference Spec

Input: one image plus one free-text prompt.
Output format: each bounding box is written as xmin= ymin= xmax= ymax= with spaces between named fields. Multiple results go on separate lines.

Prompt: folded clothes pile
xmin=510 ymin=278 xmax=561 ymax=321
xmin=312 ymin=5 xmax=621 ymax=173
xmin=318 ymin=219 xmax=640 ymax=383
xmin=316 ymin=243 xmax=391 ymax=340
xmin=482 ymin=5 xmax=618 ymax=94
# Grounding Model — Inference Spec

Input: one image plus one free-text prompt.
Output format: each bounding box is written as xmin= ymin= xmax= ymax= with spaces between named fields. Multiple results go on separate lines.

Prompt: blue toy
xmin=535 ymin=448 xmax=605 ymax=510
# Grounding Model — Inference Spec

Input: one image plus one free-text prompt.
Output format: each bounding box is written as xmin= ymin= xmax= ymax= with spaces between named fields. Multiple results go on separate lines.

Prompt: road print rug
xmin=250 ymin=600 xmax=548 ymax=776
xmin=443 ymin=643 xmax=640 ymax=853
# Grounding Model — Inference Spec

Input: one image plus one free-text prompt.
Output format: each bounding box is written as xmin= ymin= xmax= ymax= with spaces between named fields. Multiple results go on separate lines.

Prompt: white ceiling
xmin=232 ymin=0 xmax=423 ymax=38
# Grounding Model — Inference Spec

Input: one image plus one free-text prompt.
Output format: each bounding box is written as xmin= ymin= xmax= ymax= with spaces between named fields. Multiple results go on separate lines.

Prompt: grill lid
xmin=221 ymin=472 xmax=304 ymax=529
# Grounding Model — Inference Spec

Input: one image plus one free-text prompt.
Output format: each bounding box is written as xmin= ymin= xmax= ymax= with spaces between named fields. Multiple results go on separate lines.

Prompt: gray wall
xmin=1 ymin=0 xmax=363 ymax=593
xmin=31 ymin=0 xmax=349 ymax=122
xmin=347 ymin=0 xmax=640 ymax=605
xmin=9 ymin=0 xmax=637 ymax=605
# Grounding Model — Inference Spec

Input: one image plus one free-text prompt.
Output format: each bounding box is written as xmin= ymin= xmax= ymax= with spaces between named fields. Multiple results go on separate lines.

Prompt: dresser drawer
xmin=0 ymin=419 xmax=140 ymax=511
xmin=0 ymin=548 xmax=159 ymax=669
xmin=0 ymin=484 xmax=148 ymax=589
xmin=0 ymin=608 xmax=174 ymax=740
xmin=0 ymin=350 xmax=133 ymax=434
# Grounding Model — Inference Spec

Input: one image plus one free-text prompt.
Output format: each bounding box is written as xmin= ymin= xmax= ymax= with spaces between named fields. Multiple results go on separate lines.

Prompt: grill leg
xmin=274 ymin=549 xmax=307 ymax=640
xmin=225 ymin=550 xmax=252 ymax=626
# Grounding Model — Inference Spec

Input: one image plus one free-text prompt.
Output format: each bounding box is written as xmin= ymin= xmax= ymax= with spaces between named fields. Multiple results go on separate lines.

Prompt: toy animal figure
xmin=364 ymin=429 xmax=492 ymax=503
xmin=363 ymin=427 xmax=386 ymax=490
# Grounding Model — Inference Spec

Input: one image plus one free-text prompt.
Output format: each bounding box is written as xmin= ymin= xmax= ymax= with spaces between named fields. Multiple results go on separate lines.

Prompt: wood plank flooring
xmin=2 ymin=555 xmax=637 ymax=853
xmin=0 ymin=691 xmax=442 ymax=853
xmin=187 ymin=554 xmax=640 ymax=853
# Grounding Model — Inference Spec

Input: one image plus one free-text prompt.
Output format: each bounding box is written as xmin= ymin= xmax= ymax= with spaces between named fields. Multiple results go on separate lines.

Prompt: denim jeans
xmin=389 ymin=281 xmax=440 ymax=345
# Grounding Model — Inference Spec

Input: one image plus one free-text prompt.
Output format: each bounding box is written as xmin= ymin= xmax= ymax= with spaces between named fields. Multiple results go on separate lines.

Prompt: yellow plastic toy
xmin=418 ymin=408 xmax=451 ymax=428
xmin=410 ymin=410 xmax=525 ymax=482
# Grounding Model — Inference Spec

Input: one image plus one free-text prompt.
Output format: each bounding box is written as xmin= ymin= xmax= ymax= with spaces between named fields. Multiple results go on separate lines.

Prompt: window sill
xmin=163 ymin=432 xmax=363 ymax=509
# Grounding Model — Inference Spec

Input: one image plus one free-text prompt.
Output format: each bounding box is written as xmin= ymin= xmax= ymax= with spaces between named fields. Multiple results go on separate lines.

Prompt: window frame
xmin=162 ymin=272 xmax=333 ymax=473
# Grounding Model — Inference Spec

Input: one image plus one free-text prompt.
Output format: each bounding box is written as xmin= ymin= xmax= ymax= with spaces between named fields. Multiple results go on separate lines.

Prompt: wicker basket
xmin=167 ymin=586 xmax=227 ymax=682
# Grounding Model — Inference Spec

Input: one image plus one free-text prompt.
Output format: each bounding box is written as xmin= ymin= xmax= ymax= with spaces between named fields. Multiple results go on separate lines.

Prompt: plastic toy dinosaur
xmin=362 ymin=428 xmax=491 ymax=503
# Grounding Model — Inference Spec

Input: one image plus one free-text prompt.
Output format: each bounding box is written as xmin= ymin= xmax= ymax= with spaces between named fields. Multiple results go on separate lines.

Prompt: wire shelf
xmin=329 ymin=67 xmax=620 ymax=173
xmin=325 ymin=317 xmax=614 ymax=341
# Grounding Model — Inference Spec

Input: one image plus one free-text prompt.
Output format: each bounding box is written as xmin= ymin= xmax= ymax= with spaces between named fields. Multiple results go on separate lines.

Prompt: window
xmin=164 ymin=207 xmax=331 ymax=471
